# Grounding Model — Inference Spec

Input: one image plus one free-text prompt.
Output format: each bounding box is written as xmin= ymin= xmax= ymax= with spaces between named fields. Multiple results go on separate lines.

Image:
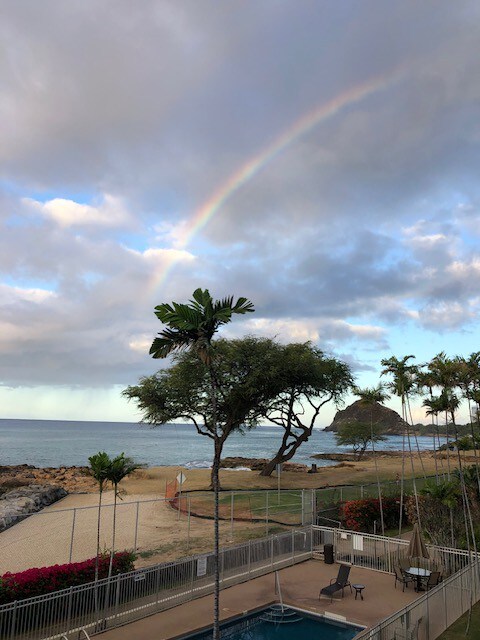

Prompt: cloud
xmin=225 ymin=317 xmax=387 ymax=348
xmin=418 ymin=300 xmax=479 ymax=331
xmin=23 ymin=194 xmax=132 ymax=228
xmin=0 ymin=2 xmax=480 ymax=419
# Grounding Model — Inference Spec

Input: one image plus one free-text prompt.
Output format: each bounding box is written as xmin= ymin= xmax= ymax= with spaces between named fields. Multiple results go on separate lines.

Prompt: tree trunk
xmin=208 ymin=361 xmax=220 ymax=640
xmin=260 ymin=451 xmax=287 ymax=477
xmin=103 ymin=487 xmax=117 ymax=624
xmin=108 ymin=488 xmax=118 ymax=579
xmin=259 ymin=430 xmax=310 ymax=476
xmin=212 ymin=441 xmax=221 ymax=640
xmin=95 ymin=489 xmax=103 ymax=581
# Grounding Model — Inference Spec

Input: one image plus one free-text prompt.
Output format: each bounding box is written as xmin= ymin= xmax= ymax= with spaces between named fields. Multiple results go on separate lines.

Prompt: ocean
xmin=0 ymin=419 xmax=441 ymax=469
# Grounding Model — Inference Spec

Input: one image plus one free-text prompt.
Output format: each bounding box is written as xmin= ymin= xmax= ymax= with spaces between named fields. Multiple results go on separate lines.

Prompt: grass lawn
xmin=437 ymin=602 xmax=480 ymax=639
xmin=188 ymin=489 xmax=305 ymax=524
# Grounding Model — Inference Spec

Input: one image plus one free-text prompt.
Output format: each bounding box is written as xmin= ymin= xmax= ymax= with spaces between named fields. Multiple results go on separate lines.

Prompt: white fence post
xmin=133 ymin=501 xmax=140 ymax=552
xmin=265 ymin=492 xmax=269 ymax=535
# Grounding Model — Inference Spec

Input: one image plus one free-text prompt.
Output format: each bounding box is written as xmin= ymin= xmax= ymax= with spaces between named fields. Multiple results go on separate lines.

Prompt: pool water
xmin=185 ymin=605 xmax=362 ymax=639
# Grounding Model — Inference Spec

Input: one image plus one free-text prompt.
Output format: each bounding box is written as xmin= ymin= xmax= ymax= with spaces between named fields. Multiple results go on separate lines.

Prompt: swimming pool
xmin=183 ymin=605 xmax=362 ymax=639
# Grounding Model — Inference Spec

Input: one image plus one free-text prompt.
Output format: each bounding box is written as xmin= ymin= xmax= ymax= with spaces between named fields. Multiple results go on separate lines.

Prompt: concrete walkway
xmin=97 ymin=560 xmax=420 ymax=640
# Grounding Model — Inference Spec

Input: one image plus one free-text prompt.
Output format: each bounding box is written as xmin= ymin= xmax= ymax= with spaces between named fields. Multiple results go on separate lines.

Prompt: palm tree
xmin=427 ymin=352 xmax=462 ymax=476
xmin=107 ymin=454 xmax=144 ymax=577
xmin=88 ymin=452 xmax=112 ymax=581
xmin=380 ymin=355 xmax=422 ymax=533
xmin=354 ymin=385 xmax=390 ymax=534
xmin=417 ymin=369 xmax=442 ymax=480
xmin=454 ymin=354 xmax=480 ymax=493
xmin=149 ymin=288 xmax=254 ymax=640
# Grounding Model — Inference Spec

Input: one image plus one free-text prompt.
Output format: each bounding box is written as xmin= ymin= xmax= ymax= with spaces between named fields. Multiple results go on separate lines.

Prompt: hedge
xmin=340 ymin=496 xmax=403 ymax=532
xmin=0 ymin=551 xmax=136 ymax=604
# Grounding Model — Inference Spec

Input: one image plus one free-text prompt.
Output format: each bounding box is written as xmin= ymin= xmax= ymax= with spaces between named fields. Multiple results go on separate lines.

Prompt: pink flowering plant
xmin=0 ymin=551 xmax=135 ymax=604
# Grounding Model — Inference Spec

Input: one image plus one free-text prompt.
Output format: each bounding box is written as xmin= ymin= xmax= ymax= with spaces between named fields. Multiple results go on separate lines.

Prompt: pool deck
xmin=97 ymin=560 xmax=421 ymax=639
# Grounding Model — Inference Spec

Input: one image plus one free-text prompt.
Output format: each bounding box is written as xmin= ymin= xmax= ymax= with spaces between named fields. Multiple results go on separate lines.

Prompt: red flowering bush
xmin=0 ymin=551 xmax=135 ymax=604
xmin=340 ymin=496 xmax=403 ymax=532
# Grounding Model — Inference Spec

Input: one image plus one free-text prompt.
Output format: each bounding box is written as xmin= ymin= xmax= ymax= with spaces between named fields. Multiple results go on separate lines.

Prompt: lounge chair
xmin=319 ymin=564 xmax=352 ymax=602
xmin=394 ymin=565 xmax=414 ymax=591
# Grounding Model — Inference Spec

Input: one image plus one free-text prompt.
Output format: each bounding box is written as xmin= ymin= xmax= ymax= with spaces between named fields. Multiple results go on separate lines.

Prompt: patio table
xmin=406 ymin=567 xmax=431 ymax=592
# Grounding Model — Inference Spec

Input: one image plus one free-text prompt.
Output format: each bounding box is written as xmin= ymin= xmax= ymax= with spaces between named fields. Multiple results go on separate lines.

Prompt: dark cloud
xmin=0 ymin=1 xmax=479 ymax=400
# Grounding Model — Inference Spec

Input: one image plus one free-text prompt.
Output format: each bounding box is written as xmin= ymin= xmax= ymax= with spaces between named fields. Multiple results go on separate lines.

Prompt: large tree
xmin=124 ymin=336 xmax=285 ymax=488
xmin=258 ymin=343 xmax=353 ymax=476
xmin=125 ymin=288 xmax=254 ymax=640
xmin=334 ymin=421 xmax=386 ymax=459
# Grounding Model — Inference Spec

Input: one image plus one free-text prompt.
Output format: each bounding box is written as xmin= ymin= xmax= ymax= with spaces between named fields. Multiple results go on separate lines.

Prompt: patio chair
xmin=398 ymin=557 xmax=410 ymax=571
xmin=394 ymin=565 xmax=414 ymax=592
xmin=319 ymin=564 xmax=352 ymax=602
xmin=424 ymin=570 xmax=441 ymax=591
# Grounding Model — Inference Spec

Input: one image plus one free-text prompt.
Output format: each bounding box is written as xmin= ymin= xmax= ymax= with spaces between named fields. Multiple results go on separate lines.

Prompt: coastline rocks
xmin=312 ymin=450 xmax=433 ymax=462
xmin=221 ymin=457 xmax=308 ymax=472
xmin=0 ymin=465 xmax=96 ymax=493
xmin=325 ymin=400 xmax=408 ymax=435
xmin=0 ymin=484 xmax=67 ymax=532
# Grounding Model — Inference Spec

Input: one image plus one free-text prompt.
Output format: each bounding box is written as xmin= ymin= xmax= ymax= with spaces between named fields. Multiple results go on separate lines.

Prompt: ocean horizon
xmin=0 ymin=418 xmax=442 ymax=469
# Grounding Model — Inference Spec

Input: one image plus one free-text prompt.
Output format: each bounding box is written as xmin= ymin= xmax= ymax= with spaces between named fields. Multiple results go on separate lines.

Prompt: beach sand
xmin=0 ymin=450 xmax=469 ymax=574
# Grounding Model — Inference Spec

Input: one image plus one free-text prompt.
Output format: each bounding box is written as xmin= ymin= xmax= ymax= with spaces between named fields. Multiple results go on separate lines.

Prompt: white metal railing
xmin=312 ymin=526 xmax=471 ymax=577
xmin=0 ymin=525 xmax=475 ymax=640
xmin=1 ymin=478 xmax=445 ymax=573
xmin=0 ymin=527 xmax=312 ymax=639
xmin=353 ymin=559 xmax=480 ymax=640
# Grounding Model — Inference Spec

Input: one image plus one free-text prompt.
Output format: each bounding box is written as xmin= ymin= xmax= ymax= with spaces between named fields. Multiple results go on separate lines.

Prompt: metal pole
xmin=134 ymin=501 xmax=140 ymax=552
xmin=190 ymin=556 xmax=195 ymax=595
xmin=266 ymin=491 xmax=269 ymax=536
xmin=301 ymin=489 xmax=305 ymax=526
xmin=69 ymin=508 xmax=77 ymax=563
xmin=187 ymin=496 xmax=191 ymax=551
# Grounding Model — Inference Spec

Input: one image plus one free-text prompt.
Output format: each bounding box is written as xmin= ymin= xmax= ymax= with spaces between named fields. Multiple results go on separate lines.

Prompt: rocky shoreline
xmin=0 ymin=484 xmax=67 ymax=532
xmin=220 ymin=457 xmax=309 ymax=472
xmin=312 ymin=450 xmax=440 ymax=462
xmin=0 ymin=464 xmax=97 ymax=494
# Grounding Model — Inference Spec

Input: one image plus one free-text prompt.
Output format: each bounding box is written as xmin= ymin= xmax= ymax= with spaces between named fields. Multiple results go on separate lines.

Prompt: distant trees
xmin=334 ymin=421 xmax=386 ymax=459
xmin=353 ymin=385 xmax=390 ymax=535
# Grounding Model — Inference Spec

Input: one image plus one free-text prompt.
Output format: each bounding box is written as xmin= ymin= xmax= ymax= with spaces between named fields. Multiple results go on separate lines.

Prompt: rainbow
xmin=149 ymin=69 xmax=403 ymax=295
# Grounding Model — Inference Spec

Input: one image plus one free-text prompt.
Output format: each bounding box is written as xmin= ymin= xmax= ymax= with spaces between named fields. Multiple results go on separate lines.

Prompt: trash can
xmin=324 ymin=543 xmax=334 ymax=564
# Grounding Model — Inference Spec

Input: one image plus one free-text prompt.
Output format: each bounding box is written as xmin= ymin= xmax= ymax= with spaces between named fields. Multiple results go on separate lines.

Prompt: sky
xmin=1 ymin=1 xmax=479 ymax=426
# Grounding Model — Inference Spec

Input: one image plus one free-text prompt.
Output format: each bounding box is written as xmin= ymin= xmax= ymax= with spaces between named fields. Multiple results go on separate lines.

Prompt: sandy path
xmin=0 ymin=490 xmax=224 ymax=573
xmin=0 ymin=452 xmax=463 ymax=574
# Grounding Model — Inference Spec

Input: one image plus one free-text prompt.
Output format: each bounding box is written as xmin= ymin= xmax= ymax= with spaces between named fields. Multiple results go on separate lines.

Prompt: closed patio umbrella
xmin=407 ymin=522 xmax=430 ymax=560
